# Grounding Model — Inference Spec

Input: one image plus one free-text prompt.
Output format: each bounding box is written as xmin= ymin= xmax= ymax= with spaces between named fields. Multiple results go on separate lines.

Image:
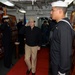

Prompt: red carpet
xmin=7 ymin=48 xmax=49 ymax=75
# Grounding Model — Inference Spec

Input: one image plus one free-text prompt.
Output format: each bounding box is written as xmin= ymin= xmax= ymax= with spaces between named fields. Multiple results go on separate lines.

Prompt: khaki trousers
xmin=24 ymin=44 xmax=38 ymax=73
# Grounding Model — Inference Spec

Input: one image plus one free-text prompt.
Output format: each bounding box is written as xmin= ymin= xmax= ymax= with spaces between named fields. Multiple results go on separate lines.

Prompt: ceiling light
xmin=18 ymin=9 xmax=26 ymax=14
xmin=0 ymin=0 xmax=14 ymax=7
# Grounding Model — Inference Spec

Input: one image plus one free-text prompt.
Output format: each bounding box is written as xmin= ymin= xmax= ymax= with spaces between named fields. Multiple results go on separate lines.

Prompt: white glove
xmin=58 ymin=71 xmax=65 ymax=75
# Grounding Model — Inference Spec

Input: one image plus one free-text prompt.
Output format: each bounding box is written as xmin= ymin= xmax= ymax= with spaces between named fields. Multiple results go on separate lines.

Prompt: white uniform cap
xmin=51 ymin=1 xmax=68 ymax=7
xmin=3 ymin=15 xmax=9 ymax=18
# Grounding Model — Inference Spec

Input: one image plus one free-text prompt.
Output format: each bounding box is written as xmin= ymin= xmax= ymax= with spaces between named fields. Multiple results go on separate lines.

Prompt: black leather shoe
xmin=32 ymin=73 xmax=35 ymax=75
xmin=26 ymin=69 xmax=31 ymax=75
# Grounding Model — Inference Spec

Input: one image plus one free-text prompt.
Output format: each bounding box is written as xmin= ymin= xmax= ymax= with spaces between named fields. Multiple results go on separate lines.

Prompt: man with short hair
xmin=50 ymin=1 xmax=74 ymax=75
xmin=20 ymin=18 xmax=42 ymax=75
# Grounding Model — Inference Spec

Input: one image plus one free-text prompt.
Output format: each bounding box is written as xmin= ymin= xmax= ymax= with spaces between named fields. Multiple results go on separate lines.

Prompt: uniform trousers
xmin=3 ymin=42 xmax=12 ymax=68
xmin=25 ymin=44 xmax=38 ymax=73
xmin=51 ymin=63 xmax=70 ymax=75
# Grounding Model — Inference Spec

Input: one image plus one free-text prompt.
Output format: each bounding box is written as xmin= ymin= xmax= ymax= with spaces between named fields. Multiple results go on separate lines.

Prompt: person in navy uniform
xmin=1 ymin=15 xmax=12 ymax=68
xmin=41 ymin=20 xmax=49 ymax=46
xmin=50 ymin=1 xmax=75 ymax=75
xmin=16 ymin=19 xmax=24 ymax=54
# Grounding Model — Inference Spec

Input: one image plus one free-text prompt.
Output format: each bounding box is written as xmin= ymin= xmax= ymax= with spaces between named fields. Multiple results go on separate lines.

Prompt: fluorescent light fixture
xmin=0 ymin=0 xmax=14 ymax=7
xmin=18 ymin=9 xmax=26 ymax=14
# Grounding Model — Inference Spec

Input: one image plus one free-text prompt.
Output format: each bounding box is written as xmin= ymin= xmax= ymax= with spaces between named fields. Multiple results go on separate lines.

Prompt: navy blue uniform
xmin=1 ymin=22 xmax=12 ymax=68
xmin=16 ymin=21 xmax=24 ymax=54
xmin=50 ymin=18 xmax=74 ymax=75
